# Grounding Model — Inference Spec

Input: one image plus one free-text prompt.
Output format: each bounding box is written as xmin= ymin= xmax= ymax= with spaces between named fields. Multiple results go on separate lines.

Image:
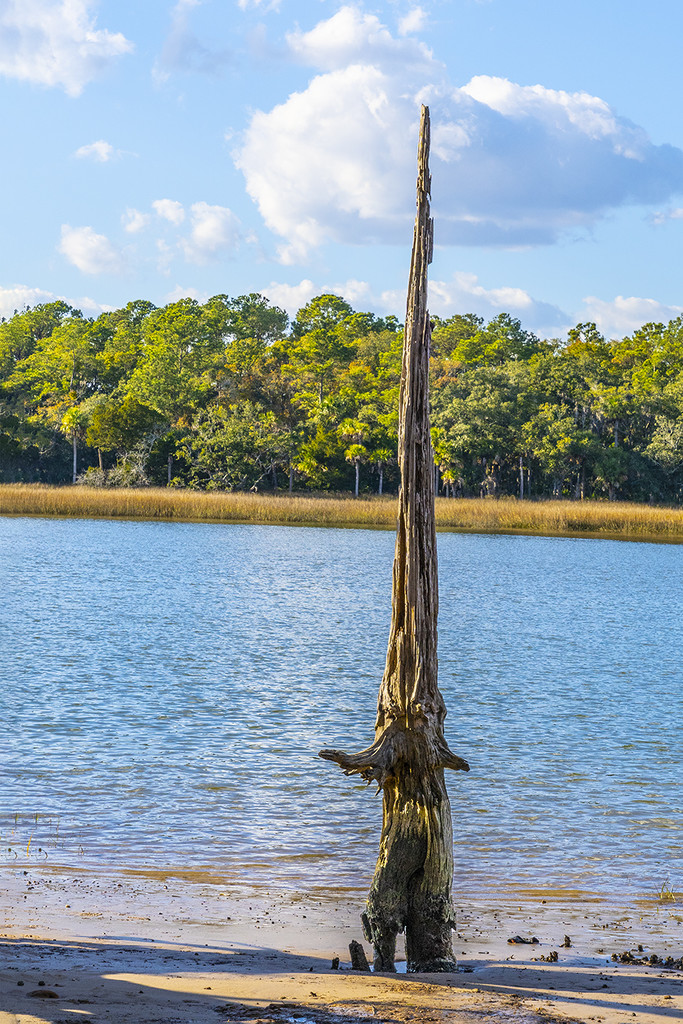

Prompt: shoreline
xmin=2 ymin=863 xmax=682 ymax=1024
xmin=2 ymin=485 xmax=683 ymax=544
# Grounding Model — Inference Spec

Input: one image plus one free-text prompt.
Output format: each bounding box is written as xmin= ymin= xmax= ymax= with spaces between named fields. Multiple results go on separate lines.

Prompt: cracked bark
xmin=319 ymin=106 xmax=469 ymax=974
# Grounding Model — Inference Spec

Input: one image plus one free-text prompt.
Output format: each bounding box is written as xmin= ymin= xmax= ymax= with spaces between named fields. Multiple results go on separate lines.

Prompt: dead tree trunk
xmin=320 ymin=106 xmax=469 ymax=974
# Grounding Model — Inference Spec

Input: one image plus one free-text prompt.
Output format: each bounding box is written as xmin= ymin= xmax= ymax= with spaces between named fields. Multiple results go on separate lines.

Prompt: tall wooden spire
xmin=320 ymin=106 xmax=469 ymax=973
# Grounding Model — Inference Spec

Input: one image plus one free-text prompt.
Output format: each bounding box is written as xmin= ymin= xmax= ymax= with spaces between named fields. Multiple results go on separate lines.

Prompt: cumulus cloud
xmin=156 ymin=0 xmax=231 ymax=79
xmin=427 ymin=272 xmax=568 ymax=333
xmin=259 ymin=271 xmax=565 ymax=335
xmin=76 ymin=295 xmax=116 ymax=314
xmin=371 ymin=271 xmax=567 ymax=334
xmin=121 ymin=208 xmax=151 ymax=233
xmin=164 ymin=284 xmax=208 ymax=303
xmin=0 ymin=0 xmax=133 ymax=96
xmin=0 ymin=284 xmax=112 ymax=319
xmin=235 ymin=6 xmax=683 ymax=259
xmin=260 ymin=277 xmax=375 ymax=316
xmin=152 ymin=199 xmax=186 ymax=225
xmin=74 ymin=139 xmax=116 ymax=162
xmin=58 ymin=224 xmax=125 ymax=275
xmin=579 ymin=295 xmax=683 ymax=338
xmin=237 ymin=63 xmax=414 ymax=264
xmin=182 ymin=202 xmax=241 ymax=263
xmin=335 ymin=278 xmax=373 ymax=305
xmin=398 ymin=7 xmax=427 ymax=36
xmin=259 ymin=279 xmax=317 ymax=315
xmin=261 ymin=274 xmax=683 ymax=342
xmin=287 ymin=7 xmax=432 ymax=73
xmin=123 ymin=198 xmax=242 ymax=269
xmin=0 ymin=284 xmax=58 ymax=320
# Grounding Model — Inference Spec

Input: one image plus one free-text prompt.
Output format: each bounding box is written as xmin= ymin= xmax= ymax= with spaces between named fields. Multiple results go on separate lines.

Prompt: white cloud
xmin=428 ymin=272 xmax=568 ymax=334
xmin=652 ymin=207 xmax=683 ymax=225
xmin=237 ymin=63 xmax=414 ymax=264
xmin=0 ymin=284 xmax=112 ymax=320
xmin=260 ymin=278 xmax=371 ymax=318
xmin=287 ymin=7 xmax=432 ymax=72
xmin=0 ymin=284 xmax=58 ymax=320
xmin=164 ymin=284 xmax=208 ymax=303
xmin=121 ymin=208 xmax=151 ymax=234
xmin=371 ymin=271 xmax=567 ymax=334
xmin=58 ymin=224 xmax=125 ymax=275
xmin=462 ymin=76 xmax=619 ymax=140
xmin=398 ymin=7 xmax=427 ymax=37
xmin=74 ymin=139 xmax=116 ymax=162
xmin=152 ymin=199 xmax=186 ymax=225
xmin=259 ymin=279 xmax=317 ymax=315
xmin=0 ymin=0 xmax=133 ymax=97
xmin=76 ymin=295 xmax=115 ymax=314
xmin=235 ymin=6 xmax=683 ymax=259
xmin=334 ymin=278 xmax=372 ymax=305
xmin=182 ymin=202 xmax=241 ymax=263
xmin=579 ymin=295 xmax=683 ymax=338
xmin=430 ymin=273 xmax=534 ymax=314
xmin=144 ymin=199 xmax=242 ymax=267
xmin=259 ymin=272 xmax=566 ymax=335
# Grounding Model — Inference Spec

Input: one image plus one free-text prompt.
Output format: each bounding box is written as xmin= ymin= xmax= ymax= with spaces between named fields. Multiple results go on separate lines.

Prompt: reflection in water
xmin=1 ymin=516 xmax=682 ymax=898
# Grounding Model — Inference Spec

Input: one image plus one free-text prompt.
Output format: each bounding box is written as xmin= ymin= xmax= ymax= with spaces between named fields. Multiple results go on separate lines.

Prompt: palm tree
xmin=339 ymin=418 xmax=368 ymax=497
xmin=61 ymin=406 xmax=89 ymax=483
xmin=372 ymin=447 xmax=393 ymax=495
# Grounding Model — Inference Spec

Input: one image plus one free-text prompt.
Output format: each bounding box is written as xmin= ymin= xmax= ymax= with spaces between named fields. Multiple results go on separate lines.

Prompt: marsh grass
xmin=2 ymin=811 xmax=60 ymax=862
xmin=658 ymin=881 xmax=681 ymax=903
xmin=1 ymin=483 xmax=683 ymax=540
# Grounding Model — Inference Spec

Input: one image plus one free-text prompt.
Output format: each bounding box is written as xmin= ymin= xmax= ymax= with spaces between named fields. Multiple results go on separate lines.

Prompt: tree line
xmin=2 ymin=291 xmax=683 ymax=502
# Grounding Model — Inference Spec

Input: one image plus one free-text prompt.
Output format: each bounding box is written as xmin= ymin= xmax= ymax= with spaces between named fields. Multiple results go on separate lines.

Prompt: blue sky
xmin=2 ymin=0 xmax=683 ymax=338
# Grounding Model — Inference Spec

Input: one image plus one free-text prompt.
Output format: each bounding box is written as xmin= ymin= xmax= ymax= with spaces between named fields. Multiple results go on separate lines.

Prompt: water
xmin=1 ymin=516 xmax=682 ymax=901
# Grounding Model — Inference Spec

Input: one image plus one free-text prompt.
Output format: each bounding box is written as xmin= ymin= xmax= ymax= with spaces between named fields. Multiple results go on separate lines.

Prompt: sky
xmin=2 ymin=0 xmax=683 ymax=338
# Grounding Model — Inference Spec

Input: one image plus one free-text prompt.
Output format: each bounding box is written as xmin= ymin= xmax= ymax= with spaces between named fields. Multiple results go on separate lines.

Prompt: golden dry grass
xmin=1 ymin=483 xmax=683 ymax=540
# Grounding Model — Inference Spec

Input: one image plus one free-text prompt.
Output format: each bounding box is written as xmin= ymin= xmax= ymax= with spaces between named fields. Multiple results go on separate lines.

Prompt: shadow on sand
xmin=1 ymin=935 xmax=682 ymax=1024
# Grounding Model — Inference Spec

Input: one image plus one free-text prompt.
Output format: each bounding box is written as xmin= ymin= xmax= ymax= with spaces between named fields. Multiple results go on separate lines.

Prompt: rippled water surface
xmin=1 ymin=516 xmax=682 ymax=899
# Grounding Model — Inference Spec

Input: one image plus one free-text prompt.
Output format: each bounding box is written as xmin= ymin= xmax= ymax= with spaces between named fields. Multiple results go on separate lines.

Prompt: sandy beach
xmin=1 ymin=864 xmax=682 ymax=1024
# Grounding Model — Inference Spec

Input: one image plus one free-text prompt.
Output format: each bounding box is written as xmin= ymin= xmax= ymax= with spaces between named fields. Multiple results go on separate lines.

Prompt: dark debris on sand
xmin=215 ymin=999 xmax=569 ymax=1024
xmin=611 ymin=950 xmax=683 ymax=970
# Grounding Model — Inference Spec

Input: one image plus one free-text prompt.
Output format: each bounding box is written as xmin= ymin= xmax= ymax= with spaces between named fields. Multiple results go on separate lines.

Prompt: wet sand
xmin=1 ymin=864 xmax=682 ymax=1024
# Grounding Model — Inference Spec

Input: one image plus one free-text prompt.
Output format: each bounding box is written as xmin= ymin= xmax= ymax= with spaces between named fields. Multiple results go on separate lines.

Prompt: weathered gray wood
xmin=320 ymin=106 xmax=469 ymax=973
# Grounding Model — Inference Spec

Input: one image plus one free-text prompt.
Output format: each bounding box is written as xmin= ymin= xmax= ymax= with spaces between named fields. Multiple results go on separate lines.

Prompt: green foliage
xmin=435 ymin=312 xmax=542 ymax=366
xmin=4 ymin=289 xmax=683 ymax=501
xmin=0 ymin=301 xmax=81 ymax=380
xmin=177 ymin=402 xmax=288 ymax=491
xmin=207 ymin=292 xmax=288 ymax=344
xmin=86 ymin=395 xmax=163 ymax=454
xmin=6 ymin=315 xmax=100 ymax=416
xmin=125 ymin=298 xmax=224 ymax=420
xmin=0 ymin=410 xmax=70 ymax=482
